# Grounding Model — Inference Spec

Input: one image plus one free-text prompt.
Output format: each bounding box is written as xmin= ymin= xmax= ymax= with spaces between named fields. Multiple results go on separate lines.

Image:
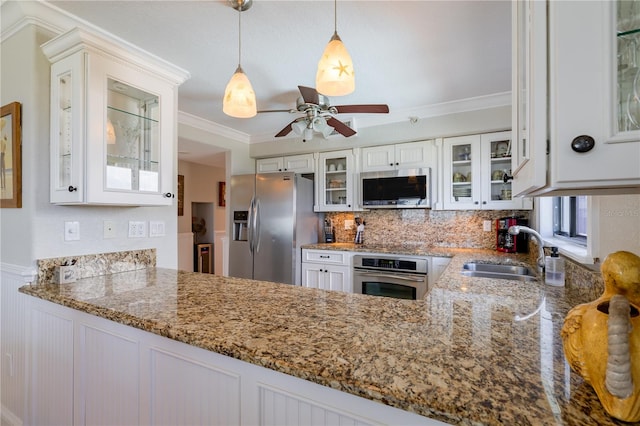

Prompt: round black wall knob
xmin=68 ymin=185 xmax=77 ymax=192
xmin=571 ymin=135 xmax=595 ymax=153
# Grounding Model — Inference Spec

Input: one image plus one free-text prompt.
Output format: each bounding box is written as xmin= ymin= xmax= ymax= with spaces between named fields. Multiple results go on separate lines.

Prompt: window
xmin=552 ymin=196 xmax=588 ymax=246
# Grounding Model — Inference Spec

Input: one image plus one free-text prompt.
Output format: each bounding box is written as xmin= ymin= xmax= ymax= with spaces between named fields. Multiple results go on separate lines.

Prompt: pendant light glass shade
xmin=316 ymin=32 xmax=355 ymax=97
xmin=316 ymin=0 xmax=354 ymax=96
xmin=223 ymin=0 xmax=257 ymax=118
xmin=223 ymin=65 xmax=257 ymax=118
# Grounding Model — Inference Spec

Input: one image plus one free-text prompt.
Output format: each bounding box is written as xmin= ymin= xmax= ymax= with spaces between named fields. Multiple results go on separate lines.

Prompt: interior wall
xmin=1 ymin=23 xmax=178 ymax=269
xmin=594 ymin=194 xmax=640 ymax=260
xmin=177 ymin=160 xmax=226 ymax=274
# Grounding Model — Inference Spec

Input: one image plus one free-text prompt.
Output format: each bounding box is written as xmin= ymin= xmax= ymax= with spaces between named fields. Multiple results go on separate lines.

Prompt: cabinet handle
xmin=320 ymin=255 xmax=330 ymax=258
xmin=503 ymin=172 xmax=514 ymax=183
xmin=68 ymin=185 xmax=77 ymax=192
xmin=571 ymin=135 xmax=595 ymax=153
xmin=164 ymin=192 xmax=174 ymax=198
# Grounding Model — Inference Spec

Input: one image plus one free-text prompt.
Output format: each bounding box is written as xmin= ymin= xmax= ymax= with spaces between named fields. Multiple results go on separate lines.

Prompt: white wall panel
xmin=258 ymin=385 xmax=378 ymax=426
xmin=149 ymin=348 xmax=241 ymax=425
xmin=29 ymin=308 xmax=74 ymax=426
xmin=77 ymin=325 xmax=140 ymax=425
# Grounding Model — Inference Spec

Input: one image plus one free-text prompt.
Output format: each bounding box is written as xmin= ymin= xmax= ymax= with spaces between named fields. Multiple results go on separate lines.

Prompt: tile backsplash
xmin=37 ymin=249 xmax=156 ymax=283
xmin=325 ymin=209 xmax=531 ymax=249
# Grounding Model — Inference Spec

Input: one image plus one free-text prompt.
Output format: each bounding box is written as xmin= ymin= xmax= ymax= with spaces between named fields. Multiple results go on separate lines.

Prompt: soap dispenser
xmin=545 ymin=247 xmax=565 ymax=286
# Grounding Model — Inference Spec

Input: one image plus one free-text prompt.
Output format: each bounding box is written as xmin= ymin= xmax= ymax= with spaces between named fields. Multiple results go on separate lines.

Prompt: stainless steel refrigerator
xmin=229 ymin=172 xmax=317 ymax=285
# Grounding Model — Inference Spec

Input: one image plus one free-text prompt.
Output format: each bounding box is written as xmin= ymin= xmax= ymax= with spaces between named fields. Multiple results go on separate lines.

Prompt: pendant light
xmin=316 ymin=0 xmax=355 ymax=97
xmin=223 ymin=0 xmax=257 ymax=118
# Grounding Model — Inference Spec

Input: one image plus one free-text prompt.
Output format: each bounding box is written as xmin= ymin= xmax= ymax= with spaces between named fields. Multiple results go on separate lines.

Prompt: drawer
xmin=302 ymin=250 xmax=351 ymax=266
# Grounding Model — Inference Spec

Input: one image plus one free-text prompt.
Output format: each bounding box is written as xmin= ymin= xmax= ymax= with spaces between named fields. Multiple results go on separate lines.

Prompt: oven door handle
xmin=354 ymin=271 xmax=426 ymax=283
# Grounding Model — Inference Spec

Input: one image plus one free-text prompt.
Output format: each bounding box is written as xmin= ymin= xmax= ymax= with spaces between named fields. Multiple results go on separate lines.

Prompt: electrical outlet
xmin=128 ymin=221 xmax=146 ymax=238
xmin=344 ymin=219 xmax=354 ymax=230
xmin=64 ymin=221 xmax=80 ymax=241
xmin=149 ymin=220 xmax=165 ymax=237
xmin=103 ymin=220 xmax=116 ymax=239
xmin=483 ymin=220 xmax=493 ymax=232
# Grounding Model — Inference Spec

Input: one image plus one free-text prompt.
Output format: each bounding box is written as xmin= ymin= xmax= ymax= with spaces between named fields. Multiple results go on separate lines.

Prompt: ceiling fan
xmin=262 ymin=86 xmax=389 ymax=141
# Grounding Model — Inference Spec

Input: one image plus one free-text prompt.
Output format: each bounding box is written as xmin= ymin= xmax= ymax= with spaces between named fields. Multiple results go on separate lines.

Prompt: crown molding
xmin=178 ymin=111 xmax=251 ymax=144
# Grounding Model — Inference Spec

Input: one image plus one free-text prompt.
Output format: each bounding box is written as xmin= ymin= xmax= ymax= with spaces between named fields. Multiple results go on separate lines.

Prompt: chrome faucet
xmin=508 ymin=225 xmax=546 ymax=270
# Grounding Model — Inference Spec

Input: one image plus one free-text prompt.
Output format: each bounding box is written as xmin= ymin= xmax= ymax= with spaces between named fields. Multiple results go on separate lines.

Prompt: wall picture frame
xmin=177 ymin=174 xmax=185 ymax=216
xmin=218 ymin=181 xmax=226 ymax=207
xmin=1 ymin=102 xmax=22 ymax=208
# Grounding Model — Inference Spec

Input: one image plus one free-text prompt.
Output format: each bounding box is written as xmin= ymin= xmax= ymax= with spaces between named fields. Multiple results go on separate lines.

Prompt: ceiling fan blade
xmin=333 ymin=104 xmax=390 ymax=114
xmin=298 ymin=85 xmax=320 ymax=105
xmin=326 ymin=117 xmax=357 ymax=137
xmin=275 ymin=120 xmax=297 ymax=137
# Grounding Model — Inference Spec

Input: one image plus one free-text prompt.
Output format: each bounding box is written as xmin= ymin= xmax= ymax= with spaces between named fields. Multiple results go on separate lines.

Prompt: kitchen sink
xmin=461 ymin=262 xmax=537 ymax=282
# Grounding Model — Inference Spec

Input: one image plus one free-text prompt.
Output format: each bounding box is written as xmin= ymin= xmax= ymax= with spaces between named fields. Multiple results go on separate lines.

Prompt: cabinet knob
xmin=571 ymin=135 xmax=595 ymax=153
xmin=482 ymin=201 xmax=487 ymax=205
xmin=164 ymin=192 xmax=175 ymax=198
xmin=389 ymin=163 xmax=394 ymax=166
xmin=68 ymin=185 xmax=77 ymax=192
xmin=474 ymin=201 xmax=479 ymax=205
xmin=279 ymin=169 xmax=283 ymax=171
xmin=395 ymin=162 xmax=399 ymax=166
xmin=503 ymin=172 xmax=513 ymax=183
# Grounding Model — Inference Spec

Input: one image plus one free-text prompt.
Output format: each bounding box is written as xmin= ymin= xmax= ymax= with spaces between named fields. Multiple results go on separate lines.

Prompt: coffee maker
xmin=496 ymin=217 xmax=529 ymax=253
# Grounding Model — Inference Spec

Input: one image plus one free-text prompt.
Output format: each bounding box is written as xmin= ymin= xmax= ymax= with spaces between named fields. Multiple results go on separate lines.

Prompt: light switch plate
xmin=128 ymin=221 xmax=146 ymax=238
xmin=344 ymin=219 xmax=354 ymax=230
xmin=64 ymin=221 xmax=80 ymax=241
xmin=149 ymin=220 xmax=165 ymax=237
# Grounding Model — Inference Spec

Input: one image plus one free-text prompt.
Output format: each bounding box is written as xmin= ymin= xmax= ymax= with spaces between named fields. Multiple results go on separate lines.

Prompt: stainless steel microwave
xmin=360 ymin=168 xmax=431 ymax=208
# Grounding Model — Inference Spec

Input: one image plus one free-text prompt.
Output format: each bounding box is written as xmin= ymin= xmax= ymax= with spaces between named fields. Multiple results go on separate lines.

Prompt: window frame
xmin=552 ymin=196 xmax=587 ymax=246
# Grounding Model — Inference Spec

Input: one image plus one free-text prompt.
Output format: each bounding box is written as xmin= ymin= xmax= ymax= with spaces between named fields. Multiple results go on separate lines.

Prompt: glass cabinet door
xmin=487 ymin=137 xmax=512 ymax=203
xmin=617 ymin=0 xmax=640 ymax=133
xmin=323 ymin=155 xmax=348 ymax=207
xmin=105 ymin=79 xmax=160 ymax=193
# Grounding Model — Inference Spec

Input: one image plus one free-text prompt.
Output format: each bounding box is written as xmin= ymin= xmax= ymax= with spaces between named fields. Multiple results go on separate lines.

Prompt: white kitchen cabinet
xmin=42 ymin=27 xmax=189 ymax=205
xmin=512 ymin=1 xmax=640 ymax=196
xmin=315 ymin=150 xmax=357 ymax=212
xmin=360 ymin=141 xmax=429 ymax=172
xmin=301 ymin=249 xmax=352 ymax=293
xmin=441 ymin=132 xmax=532 ymax=210
xmin=256 ymin=154 xmax=315 ymax=174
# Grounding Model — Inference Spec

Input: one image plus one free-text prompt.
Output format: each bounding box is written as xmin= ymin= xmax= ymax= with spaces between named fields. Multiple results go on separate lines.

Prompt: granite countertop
xmin=20 ymin=248 xmax=624 ymax=425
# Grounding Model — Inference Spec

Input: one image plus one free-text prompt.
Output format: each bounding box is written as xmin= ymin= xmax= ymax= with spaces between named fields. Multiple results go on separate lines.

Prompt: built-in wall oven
xmin=353 ymin=254 xmax=428 ymax=300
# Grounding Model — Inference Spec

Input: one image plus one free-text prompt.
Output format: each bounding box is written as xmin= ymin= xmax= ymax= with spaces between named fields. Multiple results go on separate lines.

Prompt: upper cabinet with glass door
xmin=43 ymin=27 xmax=190 ymax=205
xmin=512 ymin=1 xmax=640 ymax=196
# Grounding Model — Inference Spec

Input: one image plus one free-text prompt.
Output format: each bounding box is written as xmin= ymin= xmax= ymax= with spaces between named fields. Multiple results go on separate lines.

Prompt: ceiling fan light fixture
xmin=303 ymin=127 xmax=314 ymax=142
xmin=223 ymin=65 xmax=257 ymax=118
xmin=313 ymin=117 xmax=334 ymax=138
xmin=316 ymin=32 xmax=355 ymax=97
xmin=292 ymin=120 xmax=307 ymax=135
xmin=223 ymin=0 xmax=257 ymax=118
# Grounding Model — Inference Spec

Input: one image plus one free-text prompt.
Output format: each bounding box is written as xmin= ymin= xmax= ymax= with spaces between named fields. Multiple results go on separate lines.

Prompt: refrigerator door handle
xmin=248 ymin=196 xmax=256 ymax=254
xmin=254 ymin=198 xmax=262 ymax=253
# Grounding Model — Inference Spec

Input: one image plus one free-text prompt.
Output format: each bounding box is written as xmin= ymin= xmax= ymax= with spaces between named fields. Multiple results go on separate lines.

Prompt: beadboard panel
xmin=1 ymin=264 xmax=37 ymax=426
xmin=259 ymin=385 xmax=379 ymax=426
xmin=76 ymin=325 xmax=140 ymax=425
xmin=148 ymin=348 xmax=241 ymax=425
xmin=29 ymin=308 xmax=74 ymax=426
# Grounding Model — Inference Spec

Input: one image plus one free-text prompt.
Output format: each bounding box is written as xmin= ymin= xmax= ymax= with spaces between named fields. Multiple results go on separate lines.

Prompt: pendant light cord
xmin=238 ymin=6 xmax=242 ymax=67
xmin=334 ymin=0 xmax=337 ymax=34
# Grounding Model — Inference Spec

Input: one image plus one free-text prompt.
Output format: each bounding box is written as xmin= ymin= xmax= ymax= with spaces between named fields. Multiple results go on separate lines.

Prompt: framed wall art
xmin=218 ymin=181 xmax=226 ymax=207
xmin=1 ymin=102 xmax=22 ymax=208
xmin=177 ymin=174 xmax=184 ymax=216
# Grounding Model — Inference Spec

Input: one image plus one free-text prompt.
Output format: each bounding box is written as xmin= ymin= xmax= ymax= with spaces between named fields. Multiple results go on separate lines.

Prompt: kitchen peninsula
xmin=20 ymin=248 xmax=619 ymax=426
